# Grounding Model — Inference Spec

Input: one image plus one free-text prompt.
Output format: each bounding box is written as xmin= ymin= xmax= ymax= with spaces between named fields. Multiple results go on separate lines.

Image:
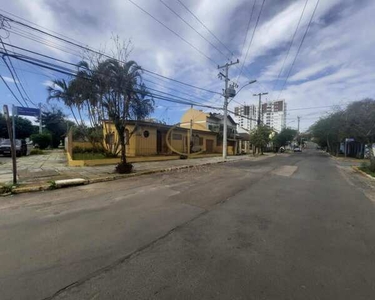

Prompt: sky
xmin=0 ymin=0 xmax=374 ymax=132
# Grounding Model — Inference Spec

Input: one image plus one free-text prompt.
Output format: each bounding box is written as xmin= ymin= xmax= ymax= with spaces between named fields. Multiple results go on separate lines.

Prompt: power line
xmin=270 ymin=0 xmax=309 ymax=100
xmin=159 ymin=0 xmax=230 ymax=60
xmin=0 ymin=48 xmax=29 ymax=106
xmin=176 ymin=0 xmax=234 ymax=58
xmin=276 ymin=0 xmax=320 ymax=100
xmin=238 ymin=0 xmax=257 ymax=74
xmin=0 ymin=73 xmax=24 ymax=106
xmin=2 ymin=13 xmax=221 ymax=96
xmin=141 ymin=68 xmax=221 ymax=95
xmin=1 ymin=48 xmax=222 ymax=111
xmin=288 ymin=104 xmax=345 ymax=111
xmin=127 ymin=0 xmax=218 ymax=66
xmin=1 ymin=39 xmax=36 ymax=106
xmin=237 ymin=0 xmax=265 ymax=82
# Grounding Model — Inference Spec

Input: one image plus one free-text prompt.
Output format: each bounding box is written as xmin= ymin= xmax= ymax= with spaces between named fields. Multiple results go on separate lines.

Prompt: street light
xmin=228 ymin=80 xmax=256 ymax=103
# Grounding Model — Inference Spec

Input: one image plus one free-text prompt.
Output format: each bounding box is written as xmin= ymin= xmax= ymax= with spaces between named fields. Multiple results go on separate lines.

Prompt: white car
xmin=293 ymin=147 xmax=302 ymax=152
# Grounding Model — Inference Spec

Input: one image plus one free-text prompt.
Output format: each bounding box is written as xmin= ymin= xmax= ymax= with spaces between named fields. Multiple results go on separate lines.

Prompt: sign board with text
xmin=16 ymin=106 xmax=40 ymax=117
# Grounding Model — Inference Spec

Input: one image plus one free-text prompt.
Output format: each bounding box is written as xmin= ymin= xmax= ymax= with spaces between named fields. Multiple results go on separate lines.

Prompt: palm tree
xmin=96 ymin=59 xmax=154 ymax=166
xmin=47 ymin=79 xmax=79 ymax=125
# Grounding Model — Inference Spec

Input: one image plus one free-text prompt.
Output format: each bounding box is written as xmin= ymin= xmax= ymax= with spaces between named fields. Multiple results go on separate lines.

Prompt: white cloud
xmin=2 ymin=76 xmax=18 ymax=84
xmin=0 ymin=0 xmax=373 ymax=131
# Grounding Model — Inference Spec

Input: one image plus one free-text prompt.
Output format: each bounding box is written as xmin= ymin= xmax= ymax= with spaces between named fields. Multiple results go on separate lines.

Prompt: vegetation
xmin=30 ymin=133 xmax=52 ymax=150
xmin=250 ymin=125 xmax=272 ymax=155
xmin=0 ymin=113 xmax=38 ymax=139
xmin=72 ymin=152 xmax=107 ymax=160
xmin=273 ymin=128 xmax=298 ymax=148
xmin=30 ymin=149 xmax=45 ymax=155
xmin=359 ymin=162 xmax=375 ymax=177
xmin=310 ymin=98 xmax=375 ymax=169
xmin=47 ymin=38 xmax=154 ymax=173
xmin=38 ymin=108 xmax=74 ymax=148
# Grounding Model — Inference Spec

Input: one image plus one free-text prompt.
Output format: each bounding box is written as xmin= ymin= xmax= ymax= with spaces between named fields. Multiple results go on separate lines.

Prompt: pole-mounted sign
xmin=16 ymin=106 xmax=40 ymax=117
xmin=15 ymin=105 xmax=42 ymax=134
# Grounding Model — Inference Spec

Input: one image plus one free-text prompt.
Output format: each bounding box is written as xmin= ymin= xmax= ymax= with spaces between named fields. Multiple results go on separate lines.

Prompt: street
xmin=0 ymin=148 xmax=375 ymax=300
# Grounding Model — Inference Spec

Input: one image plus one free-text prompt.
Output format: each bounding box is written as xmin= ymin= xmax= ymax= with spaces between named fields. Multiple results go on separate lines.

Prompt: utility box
xmin=226 ymin=87 xmax=236 ymax=98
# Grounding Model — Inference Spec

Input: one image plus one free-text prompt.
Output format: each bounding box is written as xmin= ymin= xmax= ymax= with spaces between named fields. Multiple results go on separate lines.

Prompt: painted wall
xmin=180 ymin=108 xmax=210 ymax=131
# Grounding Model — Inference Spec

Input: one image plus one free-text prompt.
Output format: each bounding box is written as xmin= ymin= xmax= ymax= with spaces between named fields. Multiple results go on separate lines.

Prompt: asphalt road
xmin=0 ymin=149 xmax=374 ymax=300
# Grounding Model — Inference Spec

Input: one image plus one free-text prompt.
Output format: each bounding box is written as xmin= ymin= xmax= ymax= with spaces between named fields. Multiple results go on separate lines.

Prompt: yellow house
xmin=102 ymin=120 xmax=219 ymax=157
xmin=180 ymin=108 xmax=239 ymax=155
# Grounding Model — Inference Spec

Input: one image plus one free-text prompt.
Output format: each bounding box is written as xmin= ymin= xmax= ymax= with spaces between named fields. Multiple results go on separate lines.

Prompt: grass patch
xmin=0 ymin=184 xmax=14 ymax=194
xmin=30 ymin=149 xmax=46 ymax=155
xmin=359 ymin=162 xmax=375 ymax=177
xmin=73 ymin=152 xmax=108 ymax=160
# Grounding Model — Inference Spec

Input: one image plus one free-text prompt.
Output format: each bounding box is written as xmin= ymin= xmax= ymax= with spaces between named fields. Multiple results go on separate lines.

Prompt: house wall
xmin=180 ymin=108 xmax=210 ymax=131
xmin=102 ymin=121 xmax=221 ymax=156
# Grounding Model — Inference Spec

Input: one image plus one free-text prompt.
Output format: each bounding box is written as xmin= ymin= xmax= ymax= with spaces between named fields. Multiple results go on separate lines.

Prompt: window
xmin=172 ymin=133 xmax=182 ymax=140
xmin=199 ymin=137 xmax=204 ymax=146
xmin=143 ymin=130 xmax=150 ymax=138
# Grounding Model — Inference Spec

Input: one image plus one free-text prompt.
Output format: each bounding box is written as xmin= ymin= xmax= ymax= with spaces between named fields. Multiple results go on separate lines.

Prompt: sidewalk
xmin=0 ymin=150 xmax=275 ymax=194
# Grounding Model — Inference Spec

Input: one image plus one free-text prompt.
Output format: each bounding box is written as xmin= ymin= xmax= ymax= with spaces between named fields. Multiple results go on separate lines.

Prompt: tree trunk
xmin=369 ymin=144 xmax=375 ymax=172
xmin=119 ymin=129 xmax=126 ymax=163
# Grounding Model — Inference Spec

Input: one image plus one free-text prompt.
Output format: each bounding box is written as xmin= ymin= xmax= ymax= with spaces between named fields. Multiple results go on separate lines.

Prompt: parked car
xmin=293 ymin=146 xmax=302 ymax=152
xmin=0 ymin=139 xmax=28 ymax=157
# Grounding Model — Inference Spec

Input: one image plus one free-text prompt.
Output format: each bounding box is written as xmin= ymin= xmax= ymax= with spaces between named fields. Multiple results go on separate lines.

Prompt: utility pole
xmin=3 ymin=105 xmax=17 ymax=185
xmin=188 ymin=105 xmax=193 ymax=156
xmin=12 ymin=105 xmax=16 ymax=142
xmin=39 ymin=103 xmax=42 ymax=134
xmin=218 ymin=59 xmax=239 ymax=159
xmin=297 ymin=116 xmax=300 ymax=133
xmin=253 ymin=92 xmax=268 ymax=125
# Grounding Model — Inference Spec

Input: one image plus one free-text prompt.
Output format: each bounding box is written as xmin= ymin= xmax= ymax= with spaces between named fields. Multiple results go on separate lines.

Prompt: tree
xmin=0 ymin=113 xmax=38 ymax=139
xmin=30 ymin=133 xmax=52 ymax=149
xmin=250 ymin=125 xmax=272 ymax=155
xmin=309 ymin=98 xmax=375 ymax=170
xmin=47 ymin=38 xmax=155 ymax=172
xmin=38 ymin=108 xmax=74 ymax=148
xmin=273 ymin=128 xmax=297 ymax=148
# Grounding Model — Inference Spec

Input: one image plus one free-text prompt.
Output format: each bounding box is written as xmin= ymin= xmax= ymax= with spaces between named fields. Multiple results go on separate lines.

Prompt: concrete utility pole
xmin=218 ymin=59 xmax=239 ymax=159
xmin=3 ymin=105 xmax=17 ymax=185
xmin=297 ymin=116 xmax=300 ymax=133
xmin=39 ymin=103 xmax=42 ymax=134
xmin=253 ymin=92 xmax=268 ymax=125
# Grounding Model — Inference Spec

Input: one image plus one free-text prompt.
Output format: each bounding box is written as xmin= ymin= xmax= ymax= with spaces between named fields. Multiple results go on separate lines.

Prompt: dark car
xmin=0 ymin=139 xmax=27 ymax=157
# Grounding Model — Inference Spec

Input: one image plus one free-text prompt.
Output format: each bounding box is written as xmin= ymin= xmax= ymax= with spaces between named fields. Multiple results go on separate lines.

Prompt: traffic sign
xmin=16 ymin=106 xmax=40 ymax=117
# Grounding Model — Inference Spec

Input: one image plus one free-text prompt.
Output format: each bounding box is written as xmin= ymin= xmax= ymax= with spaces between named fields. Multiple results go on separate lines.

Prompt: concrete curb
xmin=2 ymin=155 xmax=275 ymax=196
xmin=352 ymin=166 xmax=375 ymax=181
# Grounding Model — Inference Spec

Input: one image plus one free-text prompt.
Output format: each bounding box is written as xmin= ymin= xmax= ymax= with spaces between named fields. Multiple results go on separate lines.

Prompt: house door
xmin=157 ymin=130 xmax=162 ymax=154
xmin=206 ymin=139 xmax=214 ymax=153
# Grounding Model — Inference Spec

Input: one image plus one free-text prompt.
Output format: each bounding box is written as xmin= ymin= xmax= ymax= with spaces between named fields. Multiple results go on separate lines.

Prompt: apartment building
xmin=234 ymin=104 xmax=257 ymax=131
xmin=261 ymin=100 xmax=287 ymax=132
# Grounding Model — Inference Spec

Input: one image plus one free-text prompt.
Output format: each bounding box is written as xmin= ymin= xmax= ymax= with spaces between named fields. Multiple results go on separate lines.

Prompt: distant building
xmin=234 ymin=104 xmax=257 ymax=132
xmin=261 ymin=100 xmax=287 ymax=132
xmin=180 ymin=108 xmax=240 ymax=155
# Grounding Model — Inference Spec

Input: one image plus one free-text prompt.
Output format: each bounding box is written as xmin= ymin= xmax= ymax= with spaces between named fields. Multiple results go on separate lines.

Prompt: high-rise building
xmin=234 ymin=104 xmax=257 ymax=131
xmin=261 ymin=99 xmax=287 ymax=132
xmin=234 ymin=100 xmax=287 ymax=132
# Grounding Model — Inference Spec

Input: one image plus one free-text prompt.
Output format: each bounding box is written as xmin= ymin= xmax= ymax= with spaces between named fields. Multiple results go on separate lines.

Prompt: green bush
xmin=30 ymin=133 xmax=52 ymax=150
xmin=72 ymin=146 xmax=103 ymax=154
xmin=30 ymin=149 xmax=45 ymax=155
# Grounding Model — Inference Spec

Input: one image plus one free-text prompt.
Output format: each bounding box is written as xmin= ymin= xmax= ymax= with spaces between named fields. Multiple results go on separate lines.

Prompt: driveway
xmin=0 ymin=149 xmax=374 ymax=300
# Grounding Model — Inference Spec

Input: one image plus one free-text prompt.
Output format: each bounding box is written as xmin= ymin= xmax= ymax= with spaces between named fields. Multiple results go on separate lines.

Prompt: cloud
xmin=42 ymin=80 xmax=54 ymax=87
xmin=0 ymin=0 xmax=373 ymax=130
xmin=2 ymin=76 xmax=19 ymax=84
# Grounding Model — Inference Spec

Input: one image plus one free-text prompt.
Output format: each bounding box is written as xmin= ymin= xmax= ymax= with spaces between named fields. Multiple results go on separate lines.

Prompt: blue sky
xmin=0 ymin=0 xmax=374 ymax=131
